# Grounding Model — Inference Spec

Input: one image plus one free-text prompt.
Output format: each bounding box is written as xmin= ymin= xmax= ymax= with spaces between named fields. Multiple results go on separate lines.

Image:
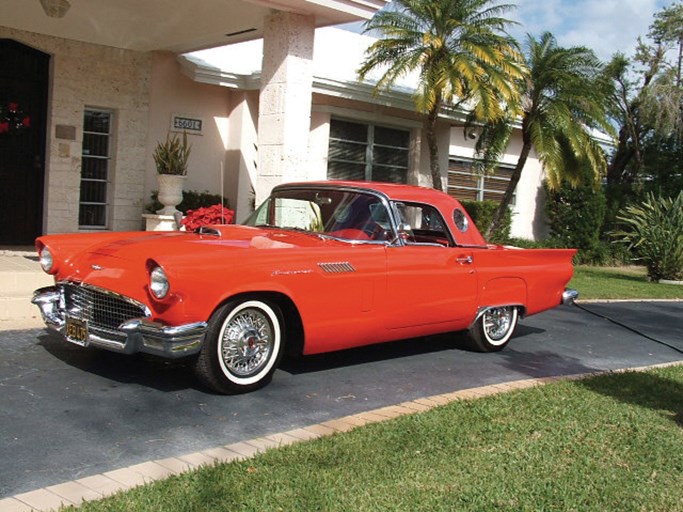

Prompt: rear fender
xmin=479 ymin=277 xmax=527 ymax=316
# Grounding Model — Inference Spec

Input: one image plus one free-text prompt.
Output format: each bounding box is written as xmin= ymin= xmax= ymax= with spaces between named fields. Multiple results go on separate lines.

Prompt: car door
xmin=384 ymin=202 xmax=478 ymax=330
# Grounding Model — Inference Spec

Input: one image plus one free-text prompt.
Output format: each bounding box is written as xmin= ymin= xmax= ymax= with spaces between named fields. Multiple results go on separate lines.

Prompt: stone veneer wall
xmin=0 ymin=26 xmax=151 ymax=234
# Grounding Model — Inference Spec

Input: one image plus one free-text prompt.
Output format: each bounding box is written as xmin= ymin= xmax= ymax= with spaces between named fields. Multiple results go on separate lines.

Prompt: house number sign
xmin=171 ymin=113 xmax=203 ymax=135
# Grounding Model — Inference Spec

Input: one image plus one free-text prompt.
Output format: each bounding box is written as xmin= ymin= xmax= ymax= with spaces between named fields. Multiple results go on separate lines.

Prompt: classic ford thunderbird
xmin=33 ymin=181 xmax=578 ymax=393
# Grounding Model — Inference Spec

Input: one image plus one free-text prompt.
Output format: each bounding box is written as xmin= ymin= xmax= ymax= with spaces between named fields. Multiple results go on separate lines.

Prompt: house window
xmin=80 ymin=109 xmax=112 ymax=228
xmin=448 ymin=159 xmax=515 ymax=205
xmin=327 ymin=119 xmax=410 ymax=184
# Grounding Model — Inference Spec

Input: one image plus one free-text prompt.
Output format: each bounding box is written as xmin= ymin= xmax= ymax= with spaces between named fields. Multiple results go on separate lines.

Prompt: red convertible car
xmin=33 ymin=181 xmax=578 ymax=393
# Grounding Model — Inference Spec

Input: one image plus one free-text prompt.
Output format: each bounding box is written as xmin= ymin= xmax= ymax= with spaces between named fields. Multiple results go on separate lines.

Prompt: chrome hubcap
xmin=221 ymin=308 xmax=273 ymax=377
xmin=484 ymin=307 xmax=512 ymax=342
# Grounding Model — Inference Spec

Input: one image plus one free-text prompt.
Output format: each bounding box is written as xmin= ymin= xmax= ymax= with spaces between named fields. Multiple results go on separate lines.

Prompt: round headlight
xmin=39 ymin=247 xmax=54 ymax=273
xmin=150 ymin=266 xmax=170 ymax=299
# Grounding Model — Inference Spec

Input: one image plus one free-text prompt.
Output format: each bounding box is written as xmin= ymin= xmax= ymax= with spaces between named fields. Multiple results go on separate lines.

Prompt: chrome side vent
xmin=318 ymin=262 xmax=356 ymax=273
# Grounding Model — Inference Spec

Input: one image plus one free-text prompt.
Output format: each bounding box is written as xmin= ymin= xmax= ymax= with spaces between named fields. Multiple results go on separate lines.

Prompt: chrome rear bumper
xmin=562 ymin=288 xmax=579 ymax=305
xmin=32 ymin=286 xmax=207 ymax=358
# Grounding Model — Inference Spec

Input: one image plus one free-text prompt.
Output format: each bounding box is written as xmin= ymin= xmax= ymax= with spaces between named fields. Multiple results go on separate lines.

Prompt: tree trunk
xmin=606 ymin=125 xmax=636 ymax=186
xmin=425 ymin=102 xmax=443 ymax=191
xmin=485 ymin=131 xmax=532 ymax=240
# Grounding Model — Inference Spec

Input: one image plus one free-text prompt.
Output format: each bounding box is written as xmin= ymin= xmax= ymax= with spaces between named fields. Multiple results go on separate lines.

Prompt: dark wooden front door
xmin=0 ymin=40 xmax=49 ymax=245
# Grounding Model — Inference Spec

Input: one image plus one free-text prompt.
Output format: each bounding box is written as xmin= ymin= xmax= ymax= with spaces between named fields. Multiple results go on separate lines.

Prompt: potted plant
xmin=153 ymin=132 xmax=191 ymax=215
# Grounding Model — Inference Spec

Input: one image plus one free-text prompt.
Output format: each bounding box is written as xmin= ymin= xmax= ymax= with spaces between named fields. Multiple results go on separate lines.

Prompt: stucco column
xmin=255 ymin=11 xmax=315 ymax=206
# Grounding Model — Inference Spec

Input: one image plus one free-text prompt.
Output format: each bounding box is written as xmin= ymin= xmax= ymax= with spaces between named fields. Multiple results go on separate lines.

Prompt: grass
xmin=73 ymin=366 xmax=683 ymax=512
xmin=570 ymin=265 xmax=683 ymax=300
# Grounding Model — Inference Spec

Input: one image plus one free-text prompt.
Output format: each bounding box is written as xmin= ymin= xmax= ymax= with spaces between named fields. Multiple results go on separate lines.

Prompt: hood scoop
xmin=196 ymin=226 xmax=222 ymax=237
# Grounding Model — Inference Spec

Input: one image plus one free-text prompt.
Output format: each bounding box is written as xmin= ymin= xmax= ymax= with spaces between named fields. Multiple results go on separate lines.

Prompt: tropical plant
xmin=473 ymin=32 xmax=613 ymax=238
xmin=612 ymin=191 xmax=683 ymax=281
xmin=598 ymin=5 xmax=683 ymax=249
xmin=153 ymin=132 xmax=191 ymax=175
xmin=358 ymin=0 xmax=525 ymax=191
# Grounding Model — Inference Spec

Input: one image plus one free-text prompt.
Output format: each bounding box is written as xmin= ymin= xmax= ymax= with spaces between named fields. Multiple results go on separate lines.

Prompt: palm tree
xmin=475 ymin=32 xmax=613 ymax=238
xmin=358 ymin=0 xmax=524 ymax=191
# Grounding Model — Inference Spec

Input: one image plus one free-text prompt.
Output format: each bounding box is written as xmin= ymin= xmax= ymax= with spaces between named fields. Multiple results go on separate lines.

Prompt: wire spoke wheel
xmin=220 ymin=307 xmax=273 ymax=377
xmin=468 ymin=306 xmax=518 ymax=352
xmin=483 ymin=307 xmax=514 ymax=343
xmin=194 ymin=299 xmax=284 ymax=394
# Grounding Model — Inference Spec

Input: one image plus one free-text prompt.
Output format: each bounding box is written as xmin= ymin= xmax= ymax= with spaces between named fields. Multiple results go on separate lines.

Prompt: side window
xmin=394 ymin=202 xmax=453 ymax=247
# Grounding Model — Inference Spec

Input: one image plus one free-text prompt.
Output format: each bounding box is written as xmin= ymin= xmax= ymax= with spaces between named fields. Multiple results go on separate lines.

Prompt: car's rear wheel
xmin=194 ymin=299 xmax=285 ymax=394
xmin=467 ymin=306 xmax=518 ymax=352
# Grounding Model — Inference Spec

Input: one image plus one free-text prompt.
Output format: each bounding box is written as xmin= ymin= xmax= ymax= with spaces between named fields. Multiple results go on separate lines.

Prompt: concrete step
xmin=0 ymin=251 xmax=53 ymax=329
xmin=0 ymin=269 xmax=54 ymax=295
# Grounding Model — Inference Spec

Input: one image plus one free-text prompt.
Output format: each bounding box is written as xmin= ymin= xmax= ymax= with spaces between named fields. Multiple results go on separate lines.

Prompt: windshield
xmin=243 ymin=188 xmax=395 ymax=242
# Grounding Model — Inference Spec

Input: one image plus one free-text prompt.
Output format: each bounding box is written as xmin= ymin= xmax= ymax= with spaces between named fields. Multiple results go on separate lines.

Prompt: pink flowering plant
xmin=181 ymin=204 xmax=235 ymax=231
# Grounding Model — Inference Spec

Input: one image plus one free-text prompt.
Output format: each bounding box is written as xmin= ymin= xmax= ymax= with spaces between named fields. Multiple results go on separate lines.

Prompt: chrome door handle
xmin=456 ymin=255 xmax=473 ymax=265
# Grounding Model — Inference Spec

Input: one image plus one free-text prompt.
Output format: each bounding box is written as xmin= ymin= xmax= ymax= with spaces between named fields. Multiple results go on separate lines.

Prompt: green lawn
xmin=570 ymin=265 xmax=683 ymax=300
xmin=74 ymin=366 xmax=683 ymax=512
xmin=64 ymin=267 xmax=683 ymax=512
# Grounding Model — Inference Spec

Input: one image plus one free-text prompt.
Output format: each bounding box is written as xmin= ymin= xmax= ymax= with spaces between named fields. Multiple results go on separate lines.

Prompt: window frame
xmin=327 ymin=118 xmax=410 ymax=184
xmin=392 ymin=201 xmax=455 ymax=247
xmin=79 ymin=108 xmax=113 ymax=229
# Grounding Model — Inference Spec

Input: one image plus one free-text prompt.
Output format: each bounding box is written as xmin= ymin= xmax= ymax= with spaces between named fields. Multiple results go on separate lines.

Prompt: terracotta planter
xmin=156 ymin=174 xmax=187 ymax=215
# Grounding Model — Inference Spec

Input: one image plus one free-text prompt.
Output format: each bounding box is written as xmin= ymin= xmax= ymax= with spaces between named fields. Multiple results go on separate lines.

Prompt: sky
xmin=509 ymin=0 xmax=670 ymax=61
xmin=194 ymin=0 xmax=674 ymax=75
xmin=339 ymin=0 xmax=672 ymax=62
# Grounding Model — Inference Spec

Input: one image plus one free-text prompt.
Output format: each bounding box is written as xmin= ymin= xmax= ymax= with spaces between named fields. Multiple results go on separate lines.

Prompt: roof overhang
xmin=179 ymin=54 xmax=471 ymax=123
xmin=0 ymin=0 xmax=386 ymax=52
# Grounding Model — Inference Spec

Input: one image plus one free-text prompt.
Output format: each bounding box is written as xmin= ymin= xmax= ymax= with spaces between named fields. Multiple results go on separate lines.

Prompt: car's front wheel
xmin=467 ymin=306 xmax=518 ymax=352
xmin=194 ymin=299 xmax=285 ymax=394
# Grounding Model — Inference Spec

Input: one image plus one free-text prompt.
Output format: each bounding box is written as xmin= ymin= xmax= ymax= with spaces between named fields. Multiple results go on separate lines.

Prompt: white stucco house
xmin=0 ymin=0 xmax=547 ymax=245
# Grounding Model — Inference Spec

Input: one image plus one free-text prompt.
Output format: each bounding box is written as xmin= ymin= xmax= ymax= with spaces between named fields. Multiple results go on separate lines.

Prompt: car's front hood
xmin=84 ymin=225 xmax=335 ymax=262
xmin=41 ymin=225 xmax=342 ymax=308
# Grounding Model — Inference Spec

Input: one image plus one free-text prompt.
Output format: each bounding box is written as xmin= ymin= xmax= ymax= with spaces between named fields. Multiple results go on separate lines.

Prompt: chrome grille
xmin=61 ymin=283 xmax=149 ymax=338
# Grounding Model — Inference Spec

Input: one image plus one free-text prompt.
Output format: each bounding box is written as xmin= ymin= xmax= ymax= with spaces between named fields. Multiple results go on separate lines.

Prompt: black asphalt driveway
xmin=1 ymin=301 xmax=682 ymax=498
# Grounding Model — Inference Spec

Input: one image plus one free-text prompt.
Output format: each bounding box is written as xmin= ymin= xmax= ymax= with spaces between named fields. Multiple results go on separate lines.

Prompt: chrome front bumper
xmin=31 ymin=286 xmax=207 ymax=358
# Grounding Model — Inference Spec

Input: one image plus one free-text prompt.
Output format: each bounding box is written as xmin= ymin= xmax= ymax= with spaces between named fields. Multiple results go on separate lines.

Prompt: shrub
xmin=460 ymin=200 xmax=512 ymax=244
xmin=146 ymin=190 xmax=229 ymax=214
xmin=612 ymin=191 xmax=683 ymax=281
xmin=544 ymin=181 xmax=606 ymax=262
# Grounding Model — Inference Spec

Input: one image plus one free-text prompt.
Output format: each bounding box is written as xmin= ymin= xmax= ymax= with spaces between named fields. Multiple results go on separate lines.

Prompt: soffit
xmin=0 ymin=0 xmax=384 ymax=52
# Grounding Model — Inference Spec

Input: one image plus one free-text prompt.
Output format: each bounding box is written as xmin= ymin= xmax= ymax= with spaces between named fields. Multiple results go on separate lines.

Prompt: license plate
xmin=65 ymin=316 xmax=89 ymax=346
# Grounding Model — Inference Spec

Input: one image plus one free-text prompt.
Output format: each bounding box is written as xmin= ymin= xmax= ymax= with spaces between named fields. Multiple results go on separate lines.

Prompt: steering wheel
xmin=362 ymin=222 xmax=390 ymax=241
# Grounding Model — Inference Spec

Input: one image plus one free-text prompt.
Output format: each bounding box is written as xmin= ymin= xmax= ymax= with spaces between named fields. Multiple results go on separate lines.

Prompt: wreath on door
xmin=0 ymin=102 xmax=31 ymax=134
